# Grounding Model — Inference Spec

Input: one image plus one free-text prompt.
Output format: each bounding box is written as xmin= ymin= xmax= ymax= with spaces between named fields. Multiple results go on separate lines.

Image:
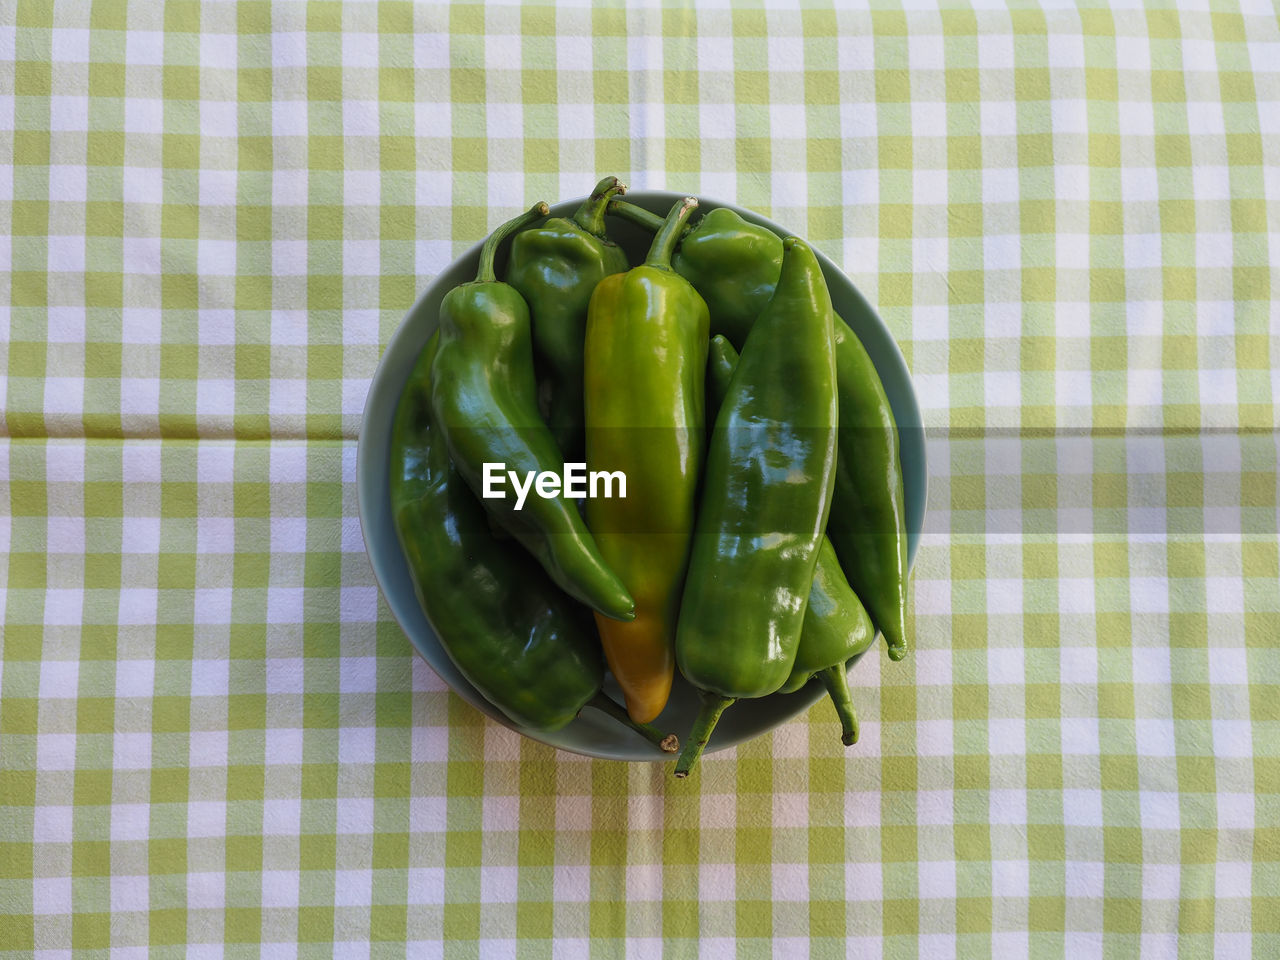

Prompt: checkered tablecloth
xmin=2 ymin=1 xmax=1278 ymax=955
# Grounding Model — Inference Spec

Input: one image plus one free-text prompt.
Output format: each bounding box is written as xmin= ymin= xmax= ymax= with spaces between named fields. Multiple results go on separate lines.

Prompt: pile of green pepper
xmin=388 ymin=178 xmax=912 ymax=777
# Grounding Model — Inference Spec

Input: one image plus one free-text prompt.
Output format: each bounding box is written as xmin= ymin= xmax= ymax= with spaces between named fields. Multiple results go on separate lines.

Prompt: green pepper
xmin=583 ymin=197 xmax=708 ymax=724
xmin=706 ymin=336 xmax=876 ymax=747
xmin=674 ymin=238 xmax=838 ymax=777
xmin=611 ymin=199 xmax=909 ymax=660
xmin=506 ymin=176 xmax=630 ymax=459
xmin=675 ymin=207 xmax=783 ymax=348
xmin=779 ymin=539 xmax=875 ymax=745
xmin=431 ymin=203 xmax=635 ymax=622
xmin=826 ymin=322 xmax=909 ymax=661
xmin=390 ymin=333 xmax=676 ymax=750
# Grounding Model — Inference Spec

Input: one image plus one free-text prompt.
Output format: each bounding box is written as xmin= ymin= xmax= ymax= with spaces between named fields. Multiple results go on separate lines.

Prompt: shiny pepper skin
xmin=674 ymin=238 xmax=839 ymax=777
xmin=430 ymin=203 xmax=635 ymax=622
xmin=389 ymin=333 xmax=603 ymax=732
xmin=507 ymin=176 xmax=630 ymax=459
xmin=706 ymin=335 xmax=875 ymax=747
xmin=391 ymin=331 xmax=678 ymax=755
xmin=583 ymin=197 xmax=709 ymax=725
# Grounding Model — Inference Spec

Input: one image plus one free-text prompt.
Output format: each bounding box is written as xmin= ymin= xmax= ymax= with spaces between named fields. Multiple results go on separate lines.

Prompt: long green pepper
xmin=430 ymin=203 xmax=635 ymax=622
xmin=391 ymin=334 xmax=601 ymax=730
xmin=674 ymin=238 xmax=839 ymax=777
xmin=706 ymin=336 xmax=876 ymax=747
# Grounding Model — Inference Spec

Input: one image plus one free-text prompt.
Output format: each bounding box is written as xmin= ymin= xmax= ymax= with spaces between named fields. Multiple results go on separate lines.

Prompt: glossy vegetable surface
xmin=674 ymin=238 xmax=839 ymax=777
xmin=391 ymin=333 xmax=677 ymax=751
xmin=706 ymin=336 xmax=876 ymax=746
xmin=430 ymin=203 xmax=635 ymax=622
xmin=390 ymin=333 xmax=602 ymax=731
xmin=508 ymin=176 xmax=630 ymax=458
xmin=584 ymin=197 xmax=709 ymax=724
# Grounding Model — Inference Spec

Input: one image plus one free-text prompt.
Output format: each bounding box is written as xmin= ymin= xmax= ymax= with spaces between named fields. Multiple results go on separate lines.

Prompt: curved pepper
xmin=507 ymin=176 xmax=630 ymax=458
xmin=706 ymin=336 xmax=875 ymax=746
xmin=390 ymin=333 xmax=676 ymax=749
xmin=583 ymin=197 xmax=708 ymax=724
xmin=674 ymin=238 xmax=838 ymax=777
xmin=826 ymin=322 xmax=909 ymax=661
xmin=391 ymin=333 xmax=600 ymax=730
xmin=778 ymin=539 xmax=875 ymax=745
xmin=610 ymin=199 xmax=909 ymax=660
xmin=431 ymin=203 xmax=635 ymax=622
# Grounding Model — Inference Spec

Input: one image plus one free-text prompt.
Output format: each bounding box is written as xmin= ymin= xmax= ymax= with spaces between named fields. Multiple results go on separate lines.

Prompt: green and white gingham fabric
xmin=2 ymin=1 xmax=1278 ymax=955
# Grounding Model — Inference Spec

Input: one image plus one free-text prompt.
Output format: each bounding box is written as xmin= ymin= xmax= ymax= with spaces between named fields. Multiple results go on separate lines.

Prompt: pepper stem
xmin=643 ymin=197 xmax=698 ymax=270
xmin=572 ymin=176 xmax=627 ymax=238
xmin=607 ymin=198 xmax=665 ymax=233
xmin=673 ymin=691 xmax=734 ymax=778
xmin=588 ymin=693 xmax=679 ymax=753
xmin=818 ymin=665 xmax=859 ymax=746
xmin=475 ymin=202 xmax=550 ymax=283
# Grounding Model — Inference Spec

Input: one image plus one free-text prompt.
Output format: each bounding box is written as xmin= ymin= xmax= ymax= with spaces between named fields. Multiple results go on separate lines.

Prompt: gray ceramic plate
xmin=357 ymin=190 xmax=926 ymax=762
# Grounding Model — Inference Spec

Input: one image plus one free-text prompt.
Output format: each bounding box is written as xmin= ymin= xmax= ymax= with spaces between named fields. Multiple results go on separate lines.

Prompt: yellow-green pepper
xmin=583 ymin=197 xmax=708 ymax=724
